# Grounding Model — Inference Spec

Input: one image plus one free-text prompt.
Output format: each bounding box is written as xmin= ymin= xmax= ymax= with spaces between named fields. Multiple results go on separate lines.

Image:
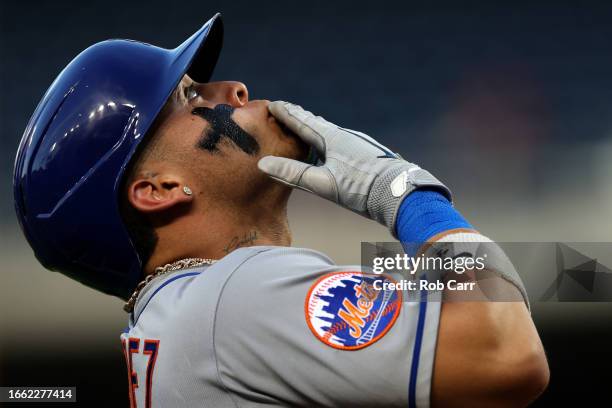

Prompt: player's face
xmin=150 ymin=75 xmax=308 ymax=203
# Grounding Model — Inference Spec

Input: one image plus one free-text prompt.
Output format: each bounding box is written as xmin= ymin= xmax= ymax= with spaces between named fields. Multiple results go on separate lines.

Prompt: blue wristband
xmin=395 ymin=190 xmax=472 ymax=245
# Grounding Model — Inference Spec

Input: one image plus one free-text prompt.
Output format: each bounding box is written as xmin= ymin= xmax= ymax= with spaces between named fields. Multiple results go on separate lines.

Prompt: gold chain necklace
xmin=123 ymin=257 xmax=217 ymax=313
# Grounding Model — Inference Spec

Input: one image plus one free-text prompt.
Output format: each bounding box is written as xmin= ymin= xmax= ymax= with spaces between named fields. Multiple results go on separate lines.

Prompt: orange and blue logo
xmin=304 ymin=271 xmax=402 ymax=350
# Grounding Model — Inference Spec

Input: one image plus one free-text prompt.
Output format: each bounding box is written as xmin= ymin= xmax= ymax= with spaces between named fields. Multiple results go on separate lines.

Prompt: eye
xmin=184 ymin=84 xmax=199 ymax=101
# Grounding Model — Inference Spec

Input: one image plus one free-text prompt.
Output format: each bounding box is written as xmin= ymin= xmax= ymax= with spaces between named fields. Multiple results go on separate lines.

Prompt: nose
xmin=198 ymin=81 xmax=249 ymax=107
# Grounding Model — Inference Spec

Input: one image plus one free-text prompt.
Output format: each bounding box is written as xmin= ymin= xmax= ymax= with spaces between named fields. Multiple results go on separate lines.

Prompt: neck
xmin=144 ymin=193 xmax=292 ymax=275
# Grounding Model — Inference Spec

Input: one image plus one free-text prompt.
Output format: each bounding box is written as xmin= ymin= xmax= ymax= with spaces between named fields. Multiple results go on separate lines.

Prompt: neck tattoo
xmin=192 ymin=104 xmax=260 ymax=155
xmin=223 ymin=230 xmax=259 ymax=254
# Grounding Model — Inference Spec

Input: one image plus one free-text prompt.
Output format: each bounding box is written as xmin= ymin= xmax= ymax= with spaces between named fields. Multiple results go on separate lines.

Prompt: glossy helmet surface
xmin=13 ymin=14 xmax=223 ymax=299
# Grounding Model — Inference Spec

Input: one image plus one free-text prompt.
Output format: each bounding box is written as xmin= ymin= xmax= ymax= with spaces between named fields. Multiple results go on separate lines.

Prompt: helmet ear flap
xmin=13 ymin=14 xmax=223 ymax=300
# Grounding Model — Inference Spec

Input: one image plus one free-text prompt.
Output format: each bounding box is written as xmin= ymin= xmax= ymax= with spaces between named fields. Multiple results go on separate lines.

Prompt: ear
xmin=127 ymin=174 xmax=193 ymax=214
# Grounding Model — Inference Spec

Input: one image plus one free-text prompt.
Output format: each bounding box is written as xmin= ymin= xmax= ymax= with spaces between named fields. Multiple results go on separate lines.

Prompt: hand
xmin=258 ymin=101 xmax=451 ymax=235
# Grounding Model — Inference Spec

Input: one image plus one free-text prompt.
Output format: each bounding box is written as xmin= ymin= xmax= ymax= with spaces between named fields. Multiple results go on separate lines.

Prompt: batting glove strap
xmin=367 ymin=163 xmax=452 ymax=236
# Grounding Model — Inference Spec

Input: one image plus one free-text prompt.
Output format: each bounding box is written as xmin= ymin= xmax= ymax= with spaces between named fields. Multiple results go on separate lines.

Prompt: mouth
xmin=267 ymin=109 xmax=314 ymax=163
xmin=278 ymin=121 xmax=297 ymax=138
xmin=268 ymin=111 xmax=298 ymax=139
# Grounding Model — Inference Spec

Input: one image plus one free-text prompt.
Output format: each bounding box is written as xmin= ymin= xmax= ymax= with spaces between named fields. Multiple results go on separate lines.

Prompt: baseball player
xmin=14 ymin=13 xmax=548 ymax=407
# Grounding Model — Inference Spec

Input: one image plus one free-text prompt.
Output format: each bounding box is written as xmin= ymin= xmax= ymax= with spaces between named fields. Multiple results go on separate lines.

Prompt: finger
xmin=258 ymin=156 xmax=337 ymax=200
xmin=257 ymin=155 xmax=313 ymax=187
xmin=298 ymin=165 xmax=338 ymax=202
xmin=268 ymin=101 xmax=330 ymax=154
xmin=337 ymin=126 xmax=399 ymax=158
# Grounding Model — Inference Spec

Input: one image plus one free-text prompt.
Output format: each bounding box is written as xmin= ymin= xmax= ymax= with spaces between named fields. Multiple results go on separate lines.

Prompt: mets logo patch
xmin=304 ymin=271 xmax=402 ymax=350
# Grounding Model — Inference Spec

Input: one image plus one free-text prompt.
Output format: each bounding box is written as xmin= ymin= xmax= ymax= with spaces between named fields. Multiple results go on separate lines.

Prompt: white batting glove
xmin=258 ymin=101 xmax=451 ymax=235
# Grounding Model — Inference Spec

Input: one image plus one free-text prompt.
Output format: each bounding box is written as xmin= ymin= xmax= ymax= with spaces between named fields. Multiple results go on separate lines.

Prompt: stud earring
xmin=183 ymin=186 xmax=193 ymax=196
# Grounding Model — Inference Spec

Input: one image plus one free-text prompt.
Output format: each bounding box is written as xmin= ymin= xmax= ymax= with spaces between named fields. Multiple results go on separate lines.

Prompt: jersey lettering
xmin=122 ymin=337 xmax=160 ymax=408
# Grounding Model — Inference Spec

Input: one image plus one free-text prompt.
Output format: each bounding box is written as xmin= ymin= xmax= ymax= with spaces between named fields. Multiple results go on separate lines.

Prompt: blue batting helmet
xmin=13 ymin=14 xmax=223 ymax=300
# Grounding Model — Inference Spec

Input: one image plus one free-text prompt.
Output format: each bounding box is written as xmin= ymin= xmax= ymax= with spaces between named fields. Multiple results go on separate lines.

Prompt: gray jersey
xmin=120 ymin=246 xmax=441 ymax=407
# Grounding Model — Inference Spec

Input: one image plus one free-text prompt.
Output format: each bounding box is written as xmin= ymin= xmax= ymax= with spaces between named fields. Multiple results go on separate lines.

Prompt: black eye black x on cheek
xmin=191 ymin=104 xmax=260 ymax=155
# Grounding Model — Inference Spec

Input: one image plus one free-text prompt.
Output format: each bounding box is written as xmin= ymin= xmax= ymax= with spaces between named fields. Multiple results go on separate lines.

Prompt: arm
xmin=260 ymin=101 xmax=549 ymax=406
xmin=395 ymin=191 xmax=549 ymax=405
xmin=395 ymin=192 xmax=549 ymax=406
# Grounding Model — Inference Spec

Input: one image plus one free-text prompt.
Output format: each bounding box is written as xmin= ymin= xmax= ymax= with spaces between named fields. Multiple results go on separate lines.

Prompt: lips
xmin=268 ymin=112 xmax=298 ymax=139
xmin=278 ymin=121 xmax=297 ymax=138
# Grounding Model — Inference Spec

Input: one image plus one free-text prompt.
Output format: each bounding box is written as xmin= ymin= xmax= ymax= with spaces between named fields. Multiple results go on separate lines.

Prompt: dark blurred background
xmin=1 ymin=0 xmax=611 ymax=406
